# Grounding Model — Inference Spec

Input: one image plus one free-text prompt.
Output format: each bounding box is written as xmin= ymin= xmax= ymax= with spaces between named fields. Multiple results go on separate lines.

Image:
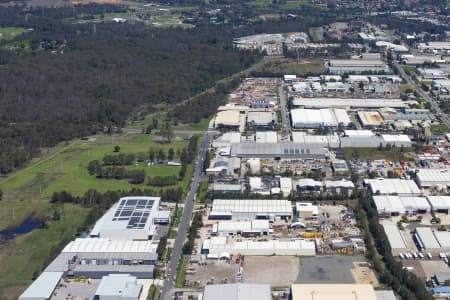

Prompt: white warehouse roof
xmin=365 ymin=179 xmax=421 ymax=196
xmin=63 ymin=238 xmax=159 ymax=253
xmin=292 ymin=97 xmax=408 ymax=109
xmin=204 ymin=283 xmax=271 ymax=300
xmin=382 ymin=224 xmax=408 ymax=250
xmin=255 ymin=131 xmax=277 ymax=143
xmin=373 ymin=195 xmax=405 ymax=214
xmin=415 ymin=227 xmax=441 ymax=250
xmin=211 ymin=199 xmax=292 ymax=215
xmin=416 ymin=169 xmax=450 ymax=187
xmin=19 ymin=272 xmax=63 ymax=300
xmin=291 ymin=108 xmax=350 ymax=128
xmin=427 ymin=196 xmax=450 ymax=211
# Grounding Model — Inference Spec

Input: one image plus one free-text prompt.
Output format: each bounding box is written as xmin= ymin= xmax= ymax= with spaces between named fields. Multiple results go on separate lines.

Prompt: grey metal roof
xmin=383 ymin=113 xmax=435 ymax=121
xmin=203 ymin=283 xmax=271 ymax=300
xmin=230 ymin=142 xmax=325 ymax=158
xmin=19 ymin=271 xmax=63 ymax=300
xmin=95 ymin=274 xmax=142 ymax=297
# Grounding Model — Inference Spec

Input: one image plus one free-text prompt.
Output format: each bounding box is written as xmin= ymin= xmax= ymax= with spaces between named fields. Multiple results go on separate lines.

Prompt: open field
xmin=0 ymin=27 xmax=31 ymax=39
xmin=0 ymin=204 xmax=89 ymax=299
xmin=252 ymin=59 xmax=326 ymax=76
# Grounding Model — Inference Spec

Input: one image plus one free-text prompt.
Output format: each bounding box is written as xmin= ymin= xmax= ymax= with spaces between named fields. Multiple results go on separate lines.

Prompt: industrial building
xmin=326 ymin=58 xmax=391 ymax=74
xmin=214 ymin=110 xmax=241 ymax=130
xmin=209 ymin=199 xmax=292 ymax=220
xmin=211 ymin=219 xmax=270 ymax=236
xmin=19 ymin=271 xmax=63 ymax=300
xmin=291 ymin=284 xmax=378 ymax=300
xmin=95 ymin=274 xmax=142 ymax=300
xmin=246 ymin=111 xmax=276 ymax=129
xmin=90 ymin=196 xmax=170 ymax=240
xmin=415 ymin=227 xmax=443 ymax=252
xmin=203 ymin=283 xmax=271 ymax=300
xmin=295 ymin=202 xmax=319 ymax=221
xmin=290 ymin=108 xmax=350 ymax=128
xmin=340 ymin=131 xmax=412 ymax=148
xmin=201 ymin=236 xmax=316 ymax=256
xmin=292 ymin=97 xmax=408 ymax=109
xmin=291 ymin=132 xmax=340 ymax=148
xmin=382 ymin=224 xmax=408 ymax=255
xmin=365 ymin=179 xmax=422 ymax=196
xmin=374 ymin=195 xmax=430 ymax=215
xmin=296 ymin=178 xmax=322 ymax=192
xmin=324 ymin=179 xmax=355 ymax=195
xmin=375 ymin=290 xmax=397 ymax=300
xmin=357 ymin=111 xmax=384 ymax=127
xmin=279 ymin=177 xmax=293 ymax=196
xmin=416 ymin=169 xmax=450 ymax=188
xmin=230 ymin=142 xmax=326 ymax=159
xmin=427 ymin=196 xmax=450 ymax=213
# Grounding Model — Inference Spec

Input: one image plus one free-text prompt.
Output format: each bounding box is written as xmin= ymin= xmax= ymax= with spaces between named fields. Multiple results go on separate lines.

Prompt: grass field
xmin=0 ymin=27 xmax=31 ymax=39
xmin=431 ymin=124 xmax=450 ymax=134
xmin=0 ymin=132 xmax=194 ymax=298
xmin=0 ymin=204 xmax=89 ymax=299
xmin=174 ymin=255 xmax=188 ymax=288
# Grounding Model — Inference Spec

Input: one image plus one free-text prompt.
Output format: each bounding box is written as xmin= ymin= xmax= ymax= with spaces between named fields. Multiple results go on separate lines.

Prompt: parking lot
xmin=296 ymin=256 xmax=362 ymax=284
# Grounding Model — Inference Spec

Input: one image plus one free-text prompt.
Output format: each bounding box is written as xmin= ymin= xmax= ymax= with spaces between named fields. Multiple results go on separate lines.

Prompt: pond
xmin=0 ymin=215 xmax=45 ymax=244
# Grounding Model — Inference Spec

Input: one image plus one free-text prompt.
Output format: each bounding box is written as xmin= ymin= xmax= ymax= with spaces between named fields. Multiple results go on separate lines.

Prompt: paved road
xmin=161 ymin=132 xmax=210 ymax=300
xmin=278 ymin=82 xmax=291 ymax=139
xmin=393 ymin=61 xmax=450 ymax=128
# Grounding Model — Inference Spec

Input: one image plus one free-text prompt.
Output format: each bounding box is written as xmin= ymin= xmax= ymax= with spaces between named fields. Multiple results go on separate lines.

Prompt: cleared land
xmin=296 ymin=256 xmax=360 ymax=284
xmin=0 ymin=132 xmax=193 ymax=298
xmin=343 ymin=147 xmax=413 ymax=161
xmin=244 ymin=256 xmax=299 ymax=287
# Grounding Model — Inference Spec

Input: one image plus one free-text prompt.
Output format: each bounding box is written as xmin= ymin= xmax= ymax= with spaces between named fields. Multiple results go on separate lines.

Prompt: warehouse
xmin=202 ymin=236 xmax=316 ymax=256
xmin=427 ymin=196 xmax=450 ymax=213
xmin=382 ymin=224 xmax=408 ymax=255
xmin=230 ymin=142 xmax=326 ymax=159
xmin=357 ymin=111 xmax=384 ymax=127
xmin=212 ymin=132 xmax=241 ymax=148
xmin=42 ymin=238 xmax=159 ymax=278
xmin=209 ymin=199 xmax=292 ymax=221
xmin=326 ymin=58 xmax=391 ymax=74
xmin=324 ymin=179 xmax=355 ymax=195
xmin=399 ymin=197 xmax=430 ymax=214
xmin=381 ymin=135 xmax=412 ymax=148
xmin=19 ymin=271 xmax=63 ymax=300
xmin=291 ymin=284 xmax=378 ymax=300
xmin=291 ymin=132 xmax=340 ymax=148
xmin=365 ymin=179 xmax=421 ymax=196
xmin=246 ymin=111 xmax=276 ymax=129
xmin=296 ymin=178 xmax=322 ymax=192
xmin=295 ymin=202 xmax=319 ymax=221
xmin=416 ymin=169 xmax=450 ymax=188
xmin=211 ymin=219 xmax=270 ymax=237
xmin=214 ymin=110 xmax=241 ymax=130
xmin=291 ymin=108 xmax=350 ymax=128
xmin=90 ymin=196 xmax=169 ymax=240
xmin=415 ymin=227 xmax=441 ymax=252
xmin=292 ymin=97 xmax=408 ymax=109
xmin=373 ymin=195 xmax=405 ymax=215
xmin=95 ymin=274 xmax=142 ymax=300
xmin=203 ymin=283 xmax=271 ymax=300
xmin=434 ymin=231 xmax=450 ymax=251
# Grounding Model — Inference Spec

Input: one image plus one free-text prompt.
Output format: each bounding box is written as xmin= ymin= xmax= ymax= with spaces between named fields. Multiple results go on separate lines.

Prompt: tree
xmin=157 ymin=149 xmax=166 ymax=162
xmin=114 ymin=145 xmax=121 ymax=152
xmin=160 ymin=122 xmax=174 ymax=143
xmin=168 ymin=148 xmax=175 ymax=161
xmin=129 ymin=170 xmax=145 ymax=184
xmin=149 ymin=148 xmax=156 ymax=163
xmin=0 ymin=189 xmax=2 ymax=201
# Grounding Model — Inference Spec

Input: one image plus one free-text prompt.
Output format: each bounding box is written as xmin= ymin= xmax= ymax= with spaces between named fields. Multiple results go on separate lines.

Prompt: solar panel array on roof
xmin=112 ymin=198 xmax=154 ymax=229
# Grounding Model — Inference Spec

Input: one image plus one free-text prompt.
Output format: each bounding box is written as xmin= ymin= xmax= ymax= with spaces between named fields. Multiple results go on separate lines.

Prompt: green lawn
xmin=196 ymin=180 xmax=209 ymax=203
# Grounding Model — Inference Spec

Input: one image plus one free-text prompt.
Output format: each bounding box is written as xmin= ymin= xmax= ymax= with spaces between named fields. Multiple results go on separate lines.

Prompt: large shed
xmin=427 ymin=196 xmax=450 ymax=213
xmin=365 ymin=179 xmax=421 ymax=196
xmin=382 ymin=224 xmax=408 ymax=255
xmin=203 ymin=283 xmax=271 ymax=300
xmin=210 ymin=199 xmax=292 ymax=221
xmin=416 ymin=169 xmax=450 ymax=188
xmin=19 ymin=272 xmax=63 ymax=300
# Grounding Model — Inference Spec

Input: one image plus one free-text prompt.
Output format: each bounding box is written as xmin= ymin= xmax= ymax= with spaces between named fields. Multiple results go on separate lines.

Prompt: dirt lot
xmin=186 ymin=260 xmax=240 ymax=286
xmin=418 ymin=260 xmax=450 ymax=279
xmin=351 ymin=262 xmax=378 ymax=285
xmin=244 ymin=256 xmax=299 ymax=287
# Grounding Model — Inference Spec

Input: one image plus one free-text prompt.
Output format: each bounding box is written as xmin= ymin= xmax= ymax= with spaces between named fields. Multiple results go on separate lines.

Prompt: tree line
xmin=356 ymin=192 xmax=433 ymax=300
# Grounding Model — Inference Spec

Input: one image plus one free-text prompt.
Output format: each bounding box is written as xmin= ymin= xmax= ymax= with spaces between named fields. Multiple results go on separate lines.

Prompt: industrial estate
xmin=13 ymin=10 xmax=450 ymax=300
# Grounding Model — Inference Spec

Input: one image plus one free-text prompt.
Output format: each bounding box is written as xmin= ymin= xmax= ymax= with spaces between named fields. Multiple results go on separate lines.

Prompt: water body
xmin=0 ymin=215 xmax=45 ymax=245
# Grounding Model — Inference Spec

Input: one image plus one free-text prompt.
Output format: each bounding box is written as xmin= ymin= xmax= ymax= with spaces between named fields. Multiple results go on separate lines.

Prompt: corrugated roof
xmin=212 ymin=199 xmax=292 ymax=214
xmin=204 ymin=283 xmax=271 ymax=300
xmin=292 ymin=284 xmax=378 ymax=300
xmin=63 ymin=238 xmax=158 ymax=253
xmin=382 ymin=224 xmax=407 ymax=250
xmin=416 ymin=227 xmax=441 ymax=249
xmin=19 ymin=272 xmax=63 ymax=299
